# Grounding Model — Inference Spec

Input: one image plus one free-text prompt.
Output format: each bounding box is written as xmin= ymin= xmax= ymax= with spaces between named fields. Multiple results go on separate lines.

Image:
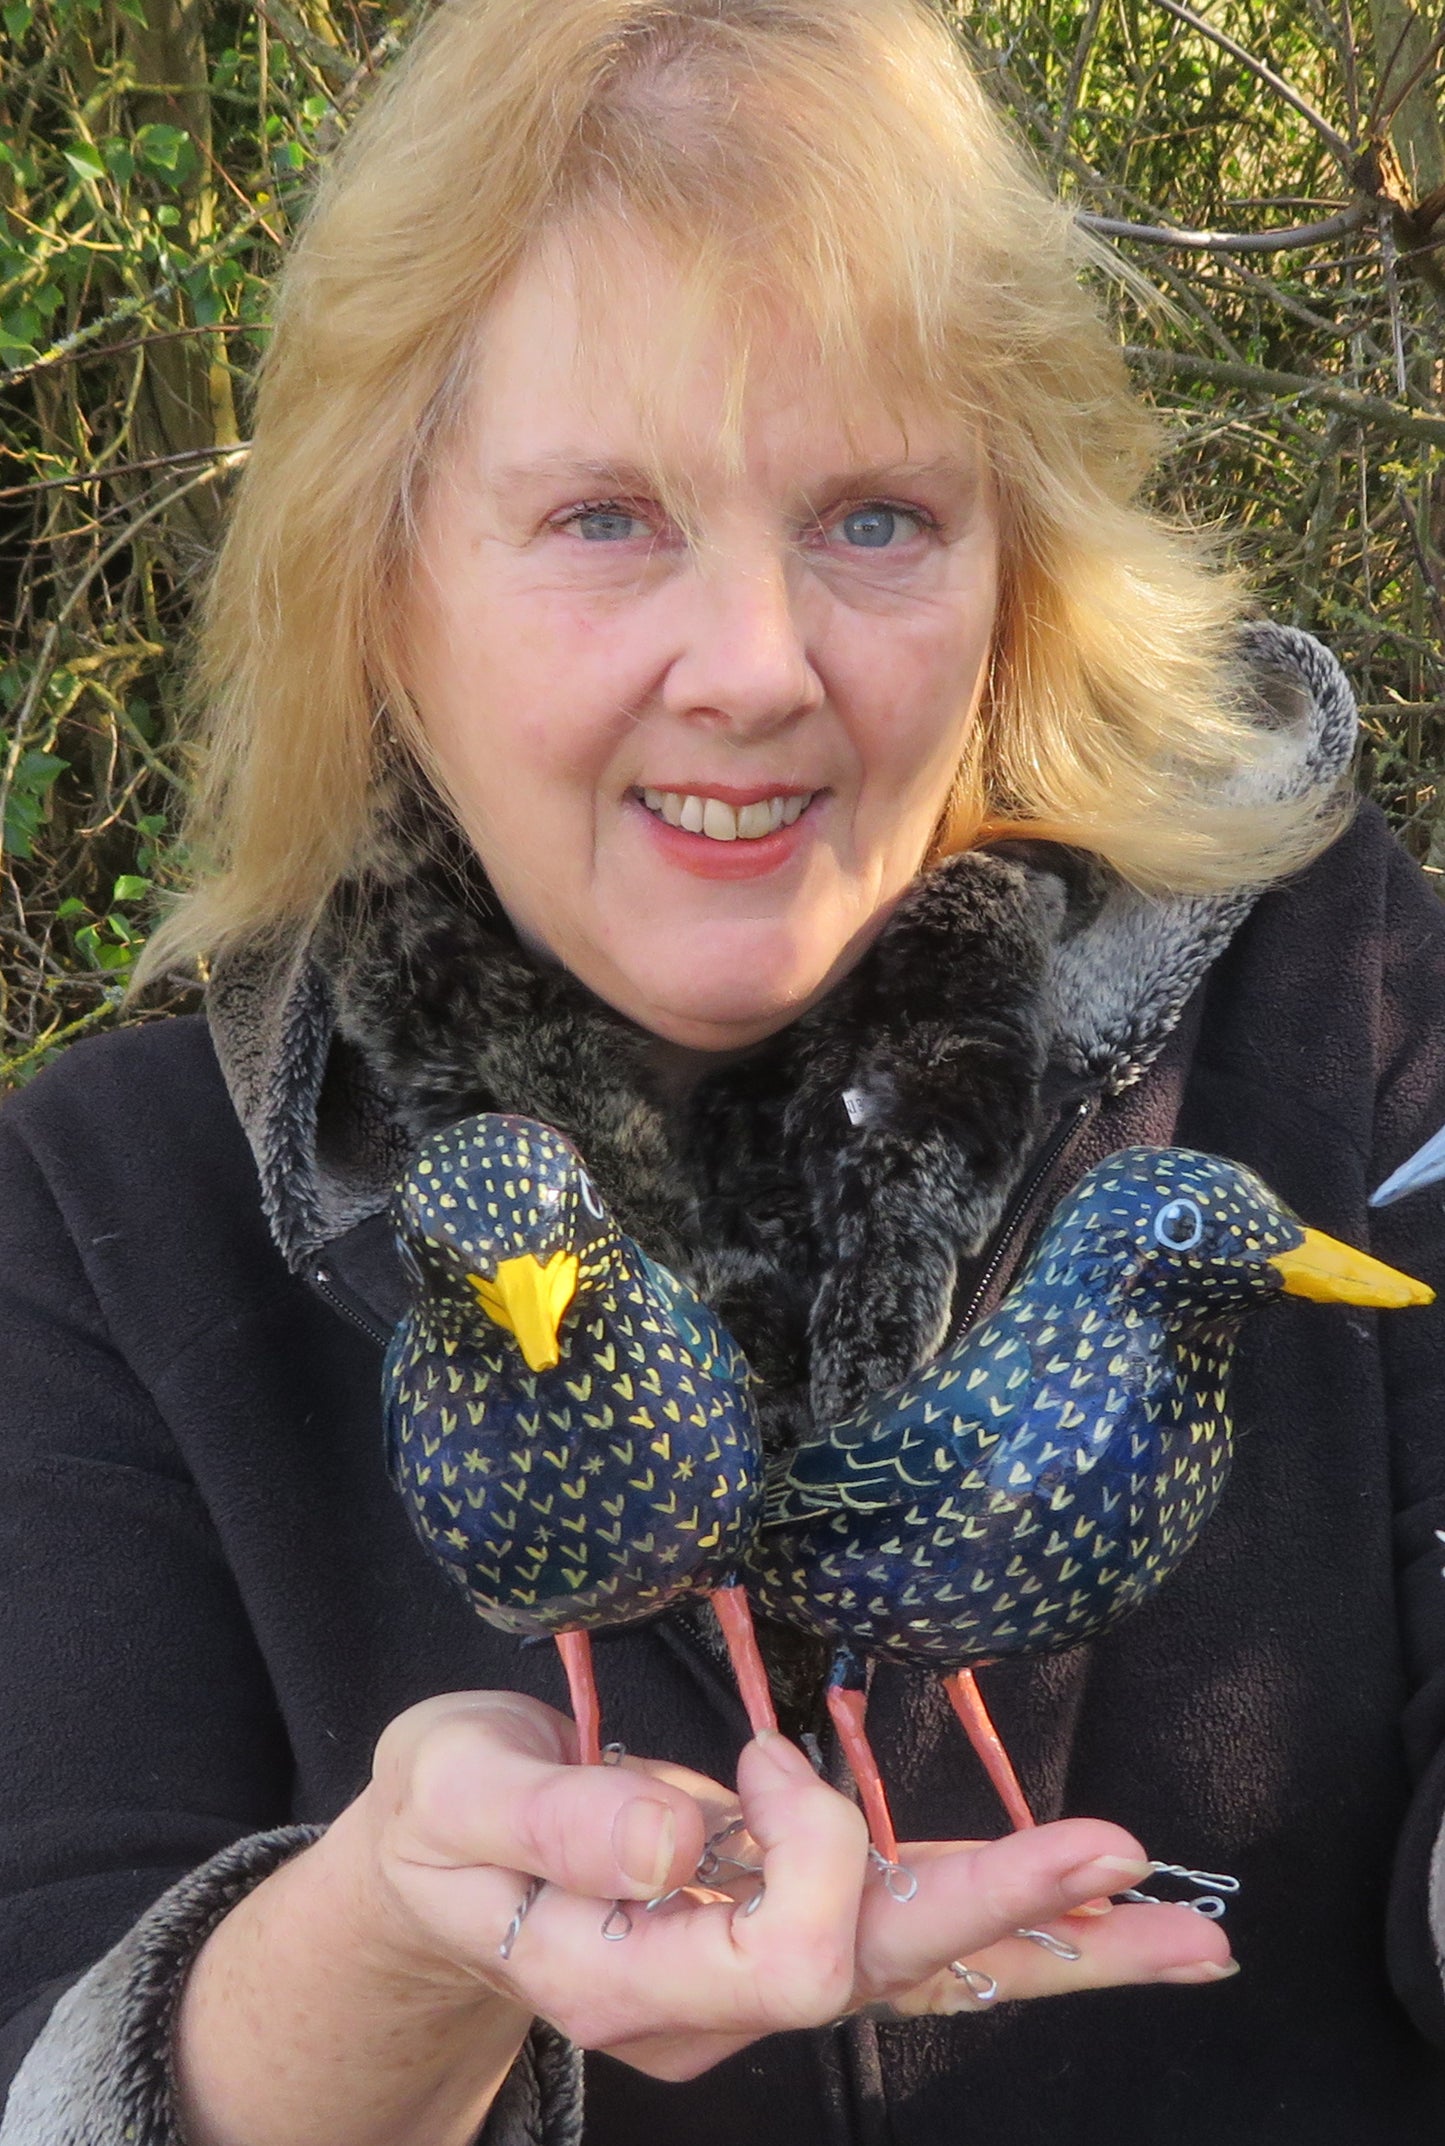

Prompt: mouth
xmin=635 ymin=786 xmax=820 ymax=844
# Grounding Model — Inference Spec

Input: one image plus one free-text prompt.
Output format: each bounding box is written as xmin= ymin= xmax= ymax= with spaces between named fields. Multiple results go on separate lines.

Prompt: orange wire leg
xmin=556 ymin=1629 xmax=602 ymax=1766
xmin=709 ymin=1584 xmax=779 ymax=1737
xmin=825 ymin=1683 xmax=902 ymax=1866
xmin=942 ymin=1668 xmax=1037 ymax=1832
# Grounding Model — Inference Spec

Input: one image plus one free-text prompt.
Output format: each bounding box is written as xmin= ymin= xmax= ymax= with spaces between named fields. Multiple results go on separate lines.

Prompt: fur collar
xmin=208 ymin=621 xmax=1357 ymax=1428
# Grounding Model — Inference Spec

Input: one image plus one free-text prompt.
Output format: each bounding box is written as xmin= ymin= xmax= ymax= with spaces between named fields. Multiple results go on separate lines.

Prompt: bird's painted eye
xmin=1154 ymin=1196 xmax=1204 ymax=1251
xmin=578 ymin=1172 xmax=605 ymax=1221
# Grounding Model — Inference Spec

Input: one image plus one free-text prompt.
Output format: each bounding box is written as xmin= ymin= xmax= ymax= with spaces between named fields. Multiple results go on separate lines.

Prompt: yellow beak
xmin=469 ymin=1249 xmax=580 ymax=1371
xmin=1270 ymin=1227 xmax=1433 ymax=1310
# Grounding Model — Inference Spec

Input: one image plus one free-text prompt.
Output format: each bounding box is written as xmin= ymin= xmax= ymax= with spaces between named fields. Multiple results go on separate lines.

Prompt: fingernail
xmin=751 ymin=1730 xmax=814 ymax=1780
xmin=1066 ymin=1853 xmax=1154 ymax=1893
xmin=1158 ymin=1959 xmax=1240 ymax=1985
xmin=612 ymin=1797 xmax=676 ymax=1893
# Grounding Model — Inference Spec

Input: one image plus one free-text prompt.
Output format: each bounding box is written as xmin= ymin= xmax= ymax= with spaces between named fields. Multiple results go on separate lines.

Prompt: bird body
xmin=747 ymin=1146 xmax=1431 ymax=1844
xmin=751 ymin=1276 xmax=1235 ymax=1671
xmin=385 ymin=1115 xmax=760 ymax=1642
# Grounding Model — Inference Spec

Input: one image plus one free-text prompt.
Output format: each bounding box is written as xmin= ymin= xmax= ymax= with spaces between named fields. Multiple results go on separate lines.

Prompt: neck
xmin=642 ymin=1032 xmax=770 ymax=1109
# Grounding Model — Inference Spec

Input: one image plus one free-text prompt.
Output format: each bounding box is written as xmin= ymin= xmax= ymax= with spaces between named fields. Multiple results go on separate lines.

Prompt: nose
xmin=660 ymin=547 xmax=823 ymax=738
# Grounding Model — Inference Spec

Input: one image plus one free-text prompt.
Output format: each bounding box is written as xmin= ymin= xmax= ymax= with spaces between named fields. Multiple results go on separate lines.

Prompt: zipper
xmin=310 ymin=1260 xmax=392 ymax=1348
xmin=948 ymin=1092 xmax=1098 ymax=1343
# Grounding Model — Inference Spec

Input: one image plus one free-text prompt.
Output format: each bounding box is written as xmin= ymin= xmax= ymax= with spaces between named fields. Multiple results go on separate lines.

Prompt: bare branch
xmin=1077 ymin=202 xmax=1371 ymax=252
xmin=0 ymin=442 xmax=253 ymax=501
xmin=1145 ymin=0 xmax=1355 ymax=169
xmin=1124 ymin=344 xmax=1445 ymax=445
xmin=0 ymin=456 xmax=247 ymax=874
xmin=1376 ymin=25 xmax=1445 ymax=131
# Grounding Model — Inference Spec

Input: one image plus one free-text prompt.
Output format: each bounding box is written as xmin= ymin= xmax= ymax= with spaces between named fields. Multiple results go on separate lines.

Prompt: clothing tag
xmin=842 ymin=1086 xmax=871 ymax=1127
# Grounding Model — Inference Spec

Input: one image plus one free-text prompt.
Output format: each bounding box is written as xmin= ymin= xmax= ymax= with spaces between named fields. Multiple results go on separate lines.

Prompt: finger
xmin=513 ymin=1733 xmax=871 ymax=2045
xmin=853 ymin=1821 xmax=1232 ymax=2003
xmin=721 ymin=1731 xmax=870 ymax=2025
xmin=887 ymin=1900 xmax=1237 ymax=2016
xmin=373 ymin=1691 xmax=710 ymax=1900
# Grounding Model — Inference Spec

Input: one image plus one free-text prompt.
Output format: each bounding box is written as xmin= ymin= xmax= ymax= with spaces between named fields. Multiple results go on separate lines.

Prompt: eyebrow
xmin=486 ymin=456 xmax=662 ymax=498
xmin=486 ymin=451 xmax=982 ymax=503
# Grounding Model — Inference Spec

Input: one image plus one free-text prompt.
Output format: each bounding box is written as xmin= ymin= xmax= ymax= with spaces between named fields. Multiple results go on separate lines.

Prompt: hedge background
xmin=1 ymin=0 xmax=1442 ymax=1085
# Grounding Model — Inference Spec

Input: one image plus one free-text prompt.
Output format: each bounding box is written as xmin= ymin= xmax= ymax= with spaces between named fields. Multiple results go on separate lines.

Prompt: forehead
xmin=451 ymin=219 xmax=981 ymax=506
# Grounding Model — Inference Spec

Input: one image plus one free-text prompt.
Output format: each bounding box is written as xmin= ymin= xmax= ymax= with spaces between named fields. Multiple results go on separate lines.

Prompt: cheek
xmin=842 ymin=615 xmax=989 ymax=802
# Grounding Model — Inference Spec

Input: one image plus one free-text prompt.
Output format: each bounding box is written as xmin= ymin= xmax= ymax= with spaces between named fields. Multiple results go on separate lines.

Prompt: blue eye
xmin=574 ymin=509 xmax=640 ymax=542
xmin=1153 ymin=1197 xmax=1204 ymax=1251
xmin=840 ymin=506 xmax=900 ymax=548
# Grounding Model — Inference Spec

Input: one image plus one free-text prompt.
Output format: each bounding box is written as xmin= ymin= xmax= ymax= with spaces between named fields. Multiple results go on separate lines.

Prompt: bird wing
xmin=763 ymin=1347 xmax=1028 ymax=1524
xmin=635 ymin=1247 xmax=753 ymax=1390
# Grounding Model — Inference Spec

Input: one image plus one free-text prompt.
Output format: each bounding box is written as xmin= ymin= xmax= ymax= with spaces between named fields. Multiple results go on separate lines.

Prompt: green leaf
xmin=2 ymin=750 xmax=66 ymax=858
xmin=136 ymin=122 xmax=190 ymax=173
xmin=63 ymin=145 xmax=107 ymax=184
xmin=3 ymin=1 xmax=34 ymax=37
xmin=16 ymin=749 xmax=67 ymax=790
xmin=111 ymin=874 xmax=152 ymax=903
xmin=56 ymin=897 xmax=89 ymax=919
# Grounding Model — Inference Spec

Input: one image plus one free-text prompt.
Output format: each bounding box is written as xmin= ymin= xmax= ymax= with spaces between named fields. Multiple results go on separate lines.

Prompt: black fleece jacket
xmin=4 ymin=802 xmax=1445 ymax=2145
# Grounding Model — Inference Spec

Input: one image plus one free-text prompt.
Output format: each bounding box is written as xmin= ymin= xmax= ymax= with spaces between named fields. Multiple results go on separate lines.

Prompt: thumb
xmin=373 ymin=1691 xmax=708 ymax=1901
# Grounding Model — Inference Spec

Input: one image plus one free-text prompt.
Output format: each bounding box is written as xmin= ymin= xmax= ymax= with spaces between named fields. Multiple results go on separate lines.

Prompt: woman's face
xmin=401 ymin=228 xmax=999 ymax=1052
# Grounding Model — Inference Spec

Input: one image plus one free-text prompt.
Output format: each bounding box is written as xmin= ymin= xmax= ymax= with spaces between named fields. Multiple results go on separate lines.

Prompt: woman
xmin=2 ymin=1 xmax=1444 ymax=2141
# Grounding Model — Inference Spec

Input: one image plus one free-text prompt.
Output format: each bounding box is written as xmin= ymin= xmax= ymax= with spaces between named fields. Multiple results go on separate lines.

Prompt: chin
xmin=626 ymin=968 xmax=832 ymax=1050
xmin=601 ymin=918 xmax=863 ymax=1042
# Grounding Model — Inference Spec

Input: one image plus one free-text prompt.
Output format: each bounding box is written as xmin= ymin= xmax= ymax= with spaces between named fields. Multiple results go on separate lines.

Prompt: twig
xmin=1377 ymin=207 xmax=1408 ymax=397
xmin=1394 ymin=485 xmax=1445 ymax=648
xmin=0 ymin=457 xmax=247 ymax=874
xmin=0 ymin=442 xmax=253 ymax=501
xmin=3 ymin=211 xmax=273 ymax=383
xmin=1144 ymin=0 xmax=1354 ymax=171
xmin=1051 ymin=0 xmax=1105 ymax=174
xmin=0 ymin=999 xmax=123 ymax=1091
xmin=1375 ymin=26 xmax=1445 ymax=131
xmin=1123 ymin=345 xmax=1445 ymax=445
xmin=1077 ymin=202 xmax=1370 ymax=253
xmin=0 ymin=321 xmax=257 ymax=382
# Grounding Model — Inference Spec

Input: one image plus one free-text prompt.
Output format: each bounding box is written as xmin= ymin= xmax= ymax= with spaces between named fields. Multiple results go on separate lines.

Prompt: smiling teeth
xmin=640 ymin=790 xmax=813 ymax=841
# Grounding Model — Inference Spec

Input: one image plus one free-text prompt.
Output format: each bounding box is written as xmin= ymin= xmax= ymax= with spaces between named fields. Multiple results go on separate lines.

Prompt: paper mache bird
xmin=746 ymin=1145 xmax=1432 ymax=1865
xmin=384 ymin=1113 xmax=777 ymax=1762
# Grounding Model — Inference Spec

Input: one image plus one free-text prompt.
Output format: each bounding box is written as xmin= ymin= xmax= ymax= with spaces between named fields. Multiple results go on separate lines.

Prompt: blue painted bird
xmin=385 ymin=1113 xmax=777 ymax=1761
xmin=747 ymin=1146 xmax=1432 ymax=1858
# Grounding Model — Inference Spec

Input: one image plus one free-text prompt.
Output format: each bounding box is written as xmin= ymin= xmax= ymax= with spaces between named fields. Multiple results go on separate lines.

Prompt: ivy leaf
xmin=111 ymin=875 xmax=153 ymax=903
xmin=63 ymin=145 xmax=107 ymax=183
xmin=135 ymin=122 xmax=194 ymax=176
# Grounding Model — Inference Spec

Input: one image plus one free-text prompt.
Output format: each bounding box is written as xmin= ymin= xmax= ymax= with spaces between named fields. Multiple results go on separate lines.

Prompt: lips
xmin=630 ymin=785 xmax=822 ymax=880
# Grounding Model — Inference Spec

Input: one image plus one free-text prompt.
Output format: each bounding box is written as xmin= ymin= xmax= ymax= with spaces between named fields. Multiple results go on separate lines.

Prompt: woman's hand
xmin=362 ymin=1692 xmax=1235 ymax=2084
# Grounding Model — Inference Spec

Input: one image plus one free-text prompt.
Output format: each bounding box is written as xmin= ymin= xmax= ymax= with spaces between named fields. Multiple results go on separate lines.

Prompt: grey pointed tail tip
xmin=1370 ymin=1123 xmax=1445 ymax=1209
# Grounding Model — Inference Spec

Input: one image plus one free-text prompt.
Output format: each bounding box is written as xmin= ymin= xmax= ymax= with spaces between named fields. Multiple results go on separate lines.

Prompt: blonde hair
xmin=140 ymin=0 xmax=1345 ymax=985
